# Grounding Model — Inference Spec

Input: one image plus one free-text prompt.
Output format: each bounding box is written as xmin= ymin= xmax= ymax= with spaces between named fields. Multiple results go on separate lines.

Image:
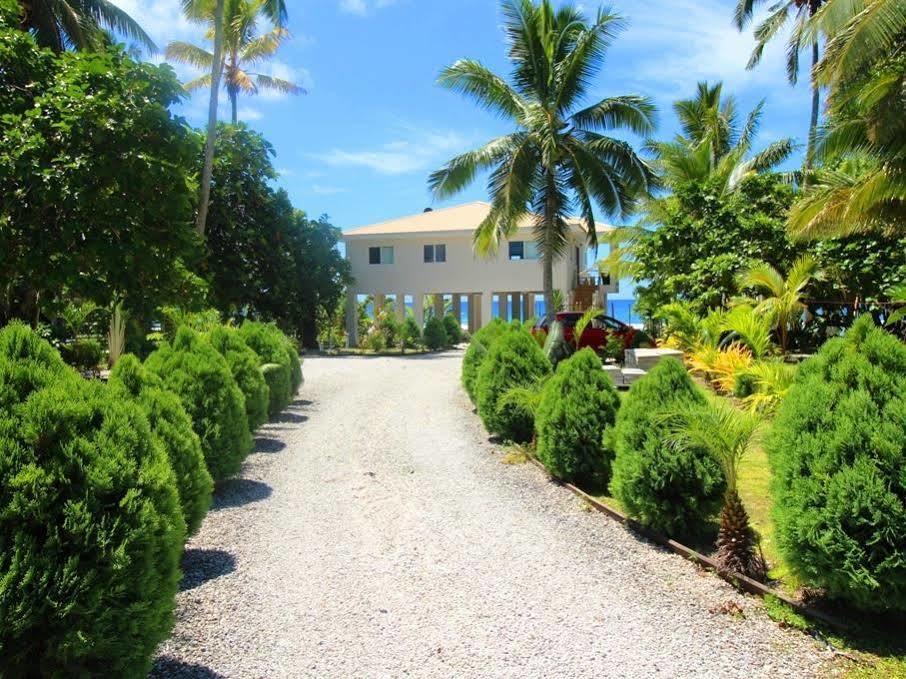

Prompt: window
xmin=368 ymin=246 xmax=394 ymax=265
xmin=423 ymin=244 xmax=446 ymax=263
xmin=509 ymin=241 xmax=540 ymax=260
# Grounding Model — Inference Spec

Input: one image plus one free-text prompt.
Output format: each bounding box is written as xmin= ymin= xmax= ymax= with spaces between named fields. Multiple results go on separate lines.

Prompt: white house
xmin=341 ymin=201 xmax=618 ymax=346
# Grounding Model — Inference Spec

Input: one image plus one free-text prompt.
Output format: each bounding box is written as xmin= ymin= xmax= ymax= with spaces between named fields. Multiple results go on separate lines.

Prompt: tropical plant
xmin=429 ymin=0 xmax=656 ymax=322
xmin=734 ymin=0 xmax=826 ymax=169
xmin=722 ymin=304 xmax=775 ymax=358
xmin=167 ymin=0 xmax=303 ymax=124
xmin=646 ymin=82 xmax=795 ymax=194
xmin=572 ymin=306 xmax=602 ymax=349
xmin=107 ymin=298 xmax=126 ymax=367
xmin=662 ymin=397 xmax=766 ymax=580
xmin=189 ymin=0 xmax=287 ymax=236
xmin=607 ymin=358 xmax=725 ymax=537
xmin=461 ymin=318 xmax=508 ymax=401
xmin=767 ymin=316 xmax=906 ymax=611
xmin=15 ymin=0 xmax=154 ymax=52
xmin=475 ymin=324 xmax=551 ymax=443
xmin=887 ymin=283 xmax=906 ymax=325
xmin=146 ymin=327 xmax=251 ymax=480
xmin=690 ymin=342 xmax=754 ymax=394
xmin=59 ymin=299 xmax=100 ymax=336
xmin=0 ymin=325 xmax=184 ymax=676
xmin=109 ymin=354 xmax=213 ymax=536
xmin=536 ymin=348 xmax=619 ymax=483
xmin=738 ymin=360 xmax=797 ymax=414
xmin=737 ymin=254 xmax=822 ymax=351
xmin=656 ymin=302 xmax=725 ymax=352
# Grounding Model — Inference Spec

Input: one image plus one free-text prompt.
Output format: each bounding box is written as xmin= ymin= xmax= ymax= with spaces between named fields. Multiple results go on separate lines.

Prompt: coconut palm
xmin=734 ymin=0 xmax=826 ymax=170
xmin=167 ymin=0 xmax=303 ymax=124
xmin=188 ymin=0 xmax=287 ymax=237
xmin=736 ymin=254 xmax=822 ymax=352
xmin=647 ymin=81 xmax=796 ymax=194
xmin=18 ymin=0 xmax=154 ymax=52
xmin=662 ymin=398 xmax=766 ymax=580
xmin=428 ymin=0 xmax=656 ymax=323
xmin=787 ymin=0 xmax=905 ymax=239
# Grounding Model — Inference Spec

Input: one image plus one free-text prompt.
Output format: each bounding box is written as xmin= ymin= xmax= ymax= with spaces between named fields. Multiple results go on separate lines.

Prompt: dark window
xmin=424 ymin=244 xmax=434 ymax=263
xmin=435 ymin=244 xmax=446 ymax=262
xmin=369 ymin=247 xmax=380 ymax=264
xmin=509 ymin=241 xmax=524 ymax=260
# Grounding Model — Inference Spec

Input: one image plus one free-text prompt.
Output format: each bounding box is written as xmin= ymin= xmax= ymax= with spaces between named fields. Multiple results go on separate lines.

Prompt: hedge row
xmin=0 ymin=318 xmax=303 ymax=675
xmin=462 ymin=316 xmax=906 ymax=613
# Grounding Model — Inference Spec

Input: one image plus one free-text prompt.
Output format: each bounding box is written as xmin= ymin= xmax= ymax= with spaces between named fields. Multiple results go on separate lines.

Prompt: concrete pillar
xmin=433 ymin=295 xmax=445 ymax=321
xmin=345 ymin=290 xmax=358 ymax=348
xmin=413 ymin=292 xmax=425 ymax=330
xmin=522 ymin=293 xmax=532 ymax=322
xmin=481 ymin=291 xmax=493 ymax=328
xmin=395 ymin=293 xmax=406 ymax=323
xmin=511 ymin=292 xmax=523 ymax=323
xmin=452 ymin=295 xmax=462 ymax=328
xmin=468 ymin=294 xmax=478 ymax=333
xmin=373 ymin=293 xmax=386 ymax=316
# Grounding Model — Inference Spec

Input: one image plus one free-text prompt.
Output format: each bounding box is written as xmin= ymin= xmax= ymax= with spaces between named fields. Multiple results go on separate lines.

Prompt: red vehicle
xmin=533 ymin=311 xmax=653 ymax=353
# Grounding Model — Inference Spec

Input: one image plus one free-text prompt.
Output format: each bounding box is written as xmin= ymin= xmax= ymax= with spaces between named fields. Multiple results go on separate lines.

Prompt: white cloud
xmin=110 ymin=0 xmax=197 ymax=49
xmin=311 ymin=184 xmax=348 ymax=195
xmin=339 ymin=0 xmax=397 ymax=17
xmin=237 ymin=107 xmax=263 ymax=121
xmin=310 ymin=125 xmax=473 ymax=175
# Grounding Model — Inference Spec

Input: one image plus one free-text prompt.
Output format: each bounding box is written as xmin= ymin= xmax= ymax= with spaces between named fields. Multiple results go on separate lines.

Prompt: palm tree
xmin=734 ymin=0 xmax=825 ymax=171
xmin=167 ymin=0 xmax=303 ymax=124
xmin=647 ymin=81 xmax=796 ymax=193
xmin=787 ymin=0 xmax=905 ymax=239
xmin=662 ymin=398 xmax=766 ymax=580
xmin=18 ymin=0 xmax=154 ymax=52
xmin=736 ymin=254 xmax=822 ymax=352
xmin=428 ymin=0 xmax=656 ymax=323
xmin=187 ymin=0 xmax=287 ymax=237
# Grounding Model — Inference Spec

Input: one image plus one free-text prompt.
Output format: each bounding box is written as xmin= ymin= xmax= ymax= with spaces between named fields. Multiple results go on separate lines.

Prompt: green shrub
xmin=608 ymin=358 xmax=725 ymax=537
xmin=536 ymin=348 xmax=619 ymax=483
xmin=285 ymin=340 xmax=302 ymax=395
xmin=766 ymin=316 xmax=906 ymax=612
xmin=109 ymin=354 xmax=213 ymax=535
xmin=362 ymin=329 xmax=388 ymax=352
xmin=60 ymin=337 xmax=104 ymax=371
xmin=475 ymin=325 xmax=551 ymax=442
xmin=208 ymin=326 xmax=269 ymax=432
xmin=145 ymin=327 xmax=251 ymax=481
xmin=0 ymin=328 xmax=184 ymax=676
xmin=442 ymin=314 xmax=463 ymax=345
xmin=461 ymin=318 xmax=507 ymax=402
xmin=423 ymin=316 xmax=448 ymax=351
xmin=238 ymin=321 xmax=293 ymax=415
xmin=401 ymin=316 xmax=422 ymax=349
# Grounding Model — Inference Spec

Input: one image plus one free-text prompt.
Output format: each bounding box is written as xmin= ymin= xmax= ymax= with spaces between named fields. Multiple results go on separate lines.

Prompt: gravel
xmin=152 ymin=350 xmax=831 ymax=678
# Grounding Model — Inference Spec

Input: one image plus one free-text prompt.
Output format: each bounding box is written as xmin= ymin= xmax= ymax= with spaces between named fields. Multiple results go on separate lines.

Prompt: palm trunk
xmin=542 ymin=169 xmax=557 ymax=324
xmin=231 ymin=90 xmax=238 ymax=124
xmin=805 ymin=40 xmax=820 ymax=182
xmin=543 ymin=255 xmax=554 ymax=324
xmin=195 ymin=0 xmax=226 ymax=237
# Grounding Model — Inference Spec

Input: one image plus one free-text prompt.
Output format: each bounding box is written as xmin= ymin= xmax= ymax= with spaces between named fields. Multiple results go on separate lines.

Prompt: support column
xmin=345 ymin=290 xmax=358 ymax=348
xmin=481 ymin=291 xmax=493 ymax=328
xmin=433 ymin=294 xmax=445 ymax=321
xmin=468 ymin=294 xmax=478 ymax=333
xmin=395 ymin=293 xmax=406 ymax=323
xmin=511 ymin=292 xmax=523 ymax=323
xmin=373 ymin=293 xmax=386 ymax=316
xmin=452 ymin=294 xmax=462 ymax=328
xmin=522 ymin=293 xmax=532 ymax=321
xmin=413 ymin=292 xmax=425 ymax=330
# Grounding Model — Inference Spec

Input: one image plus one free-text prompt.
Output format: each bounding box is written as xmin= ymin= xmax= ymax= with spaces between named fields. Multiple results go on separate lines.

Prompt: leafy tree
xmin=166 ymin=0 xmax=303 ymax=124
xmin=0 ymin=34 xmax=203 ymax=326
xmin=429 ymin=0 xmax=655 ymax=322
xmin=15 ymin=0 xmax=153 ymax=52
xmin=734 ymin=0 xmax=825 ymax=169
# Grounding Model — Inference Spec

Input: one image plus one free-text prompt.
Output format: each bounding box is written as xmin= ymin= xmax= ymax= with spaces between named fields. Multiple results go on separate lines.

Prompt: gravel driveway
xmin=152 ymin=350 xmax=829 ymax=678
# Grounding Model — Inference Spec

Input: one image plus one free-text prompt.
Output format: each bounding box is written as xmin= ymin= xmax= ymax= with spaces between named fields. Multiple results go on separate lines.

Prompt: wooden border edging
xmin=523 ymin=456 xmax=848 ymax=632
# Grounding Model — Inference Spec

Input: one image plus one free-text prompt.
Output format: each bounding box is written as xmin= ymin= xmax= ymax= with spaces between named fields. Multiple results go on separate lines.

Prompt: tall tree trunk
xmin=231 ymin=90 xmax=238 ymax=125
xmin=543 ymin=255 xmax=554 ymax=325
xmin=195 ymin=0 xmax=226 ymax=237
xmin=805 ymin=40 xmax=820 ymax=175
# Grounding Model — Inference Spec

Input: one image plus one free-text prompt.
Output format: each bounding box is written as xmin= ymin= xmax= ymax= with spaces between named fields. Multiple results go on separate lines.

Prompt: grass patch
xmin=501 ymin=444 xmax=530 ymax=465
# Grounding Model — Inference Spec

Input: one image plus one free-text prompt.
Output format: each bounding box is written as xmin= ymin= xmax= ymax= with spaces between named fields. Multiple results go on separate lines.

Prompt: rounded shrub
xmin=145 ymin=327 xmax=251 ymax=481
xmin=0 ymin=320 xmax=68 ymax=402
xmin=60 ymin=337 xmax=104 ymax=372
xmin=208 ymin=326 xmax=269 ymax=432
xmin=475 ymin=325 xmax=551 ymax=442
xmin=442 ymin=314 xmax=463 ymax=345
xmin=401 ymin=316 xmax=422 ymax=349
xmin=536 ymin=348 xmax=619 ymax=483
xmin=607 ymin=358 xmax=725 ymax=538
xmin=238 ymin=321 xmax=293 ymax=416
xmin=0 ymin=328 xmax=184 ymax=676
xmin=766 ymin=316 xmax=906 ymax=612
xmin=461 ymin=318 xmax=507 ymax=402
xmin=422 ymin=316 xmax=448 ymax=351
xmin=109 ymin=354 xmax=213 ymax=536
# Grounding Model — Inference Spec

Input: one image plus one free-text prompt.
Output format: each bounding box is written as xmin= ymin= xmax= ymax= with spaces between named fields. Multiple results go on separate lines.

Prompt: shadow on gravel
xmin=273 ymin=412 xmax=308 ymax=424
xmin=179 ymin=549 xmax=236 ymax=592
xmin=253 ymin=436 xmax=286 ymax=454
xmin=211 ymin=478 xmax=272 ymax=511
xmin=293 ymin=398 xmax=313 ymax=407
xmin=151 ymin=657 xmax=226 ymax=678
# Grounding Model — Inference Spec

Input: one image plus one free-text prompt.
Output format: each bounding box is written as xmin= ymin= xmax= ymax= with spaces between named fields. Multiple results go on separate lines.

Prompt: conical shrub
xmin=462 ymin=318 xmax=507 ymax=402
xmin=208 ymin=326 xmax=269 ymax=432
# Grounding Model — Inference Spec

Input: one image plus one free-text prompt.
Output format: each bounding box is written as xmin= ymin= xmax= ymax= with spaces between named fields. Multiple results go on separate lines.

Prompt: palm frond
xmin=253 ymin=73 xmax=304 ymax=95
xmin=437 ymin=59 xmax=526 ymax=121
xmin=571 ymin=95 xmax=657 ymax=136
xmin=166 ymin=41 xmax=215 ymax=69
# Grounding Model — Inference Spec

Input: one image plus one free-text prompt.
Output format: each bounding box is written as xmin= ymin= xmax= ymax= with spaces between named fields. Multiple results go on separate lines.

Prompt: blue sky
xmin=117 ymin=0 xmax=814 ymax=233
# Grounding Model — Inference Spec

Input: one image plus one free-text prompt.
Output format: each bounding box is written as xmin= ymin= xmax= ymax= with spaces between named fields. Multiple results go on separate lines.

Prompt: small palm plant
xmin=661 ymin=398 xmax=766 ymax=580
xmin=736 ymin=254 xmax=822 ymax=353
xmin=572 ymin=306 xmax=602 ymax=349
